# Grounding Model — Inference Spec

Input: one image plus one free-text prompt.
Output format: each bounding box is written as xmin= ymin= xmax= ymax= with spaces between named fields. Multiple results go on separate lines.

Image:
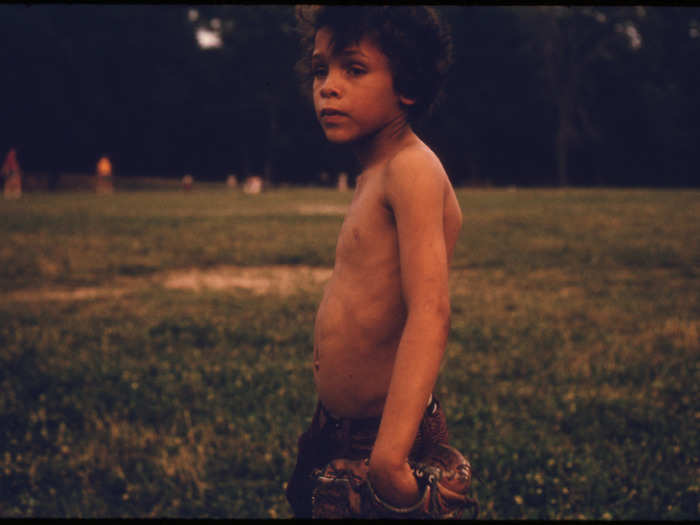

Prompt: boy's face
xmin=311 ymin=27 xmax=414 ymax=144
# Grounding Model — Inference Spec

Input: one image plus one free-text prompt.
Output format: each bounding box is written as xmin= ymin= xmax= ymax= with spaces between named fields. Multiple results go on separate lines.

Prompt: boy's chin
xmin=325 ymin=136 xmax=352 ymax=145
xmin=323 ymin=132 xmax=357 ymax=145
xmin=321 ymin=126 xmax=359 ymax=145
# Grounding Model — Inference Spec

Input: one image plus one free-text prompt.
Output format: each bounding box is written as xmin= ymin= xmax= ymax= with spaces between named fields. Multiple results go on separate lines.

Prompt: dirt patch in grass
xmin=295 ymin=204 xmax=348 ymax=215
xmin=4 ymin=265 xmax=333 ymax=302
xmin=6 ymin=286 xmax=132 ymax=302
xmin=162 ymin=265 xmax=332 ymax=295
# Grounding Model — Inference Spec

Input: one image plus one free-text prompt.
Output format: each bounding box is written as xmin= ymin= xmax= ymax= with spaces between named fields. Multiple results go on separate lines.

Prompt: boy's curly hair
xmin=295 ymin=5 xmax=453 ymax=122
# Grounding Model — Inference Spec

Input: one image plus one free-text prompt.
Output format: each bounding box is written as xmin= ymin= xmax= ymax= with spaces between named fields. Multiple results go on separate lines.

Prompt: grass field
xmin=0 ymin=187 xmax=698 ymax=518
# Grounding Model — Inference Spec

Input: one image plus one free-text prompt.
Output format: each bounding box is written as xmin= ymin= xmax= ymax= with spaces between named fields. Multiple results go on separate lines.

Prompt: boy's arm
xmin=368 ymin=149 xmax=451 ymax=507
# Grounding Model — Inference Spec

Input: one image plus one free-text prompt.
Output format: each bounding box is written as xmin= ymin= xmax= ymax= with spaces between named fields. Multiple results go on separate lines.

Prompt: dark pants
xmin=285 ymin=395 xmax=449 ymax=518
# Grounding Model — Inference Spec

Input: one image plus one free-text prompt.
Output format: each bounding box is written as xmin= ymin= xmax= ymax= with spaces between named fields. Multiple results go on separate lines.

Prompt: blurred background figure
xmin=182 ymin=174 xmax=193 ymax=192
xmin=337 ymin=173 xmax=348 ymax=192
xmin=96 ymin=155 xmax=114 ymax=194
xmin=243 ymin=176 xmax=263 ymax=194
xmin=2 ymin=148 xmax=22 ymax=199
xmin=226 ymin=174 xmax=238 ymax=189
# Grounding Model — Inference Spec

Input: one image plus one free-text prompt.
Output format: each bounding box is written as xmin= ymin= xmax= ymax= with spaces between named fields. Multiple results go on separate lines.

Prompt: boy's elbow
xmin=437 ymin=300 xmax=451 ymax=335
xmin=432 ymin=297 xmax=450 ymax=322
xmin=411 ymin=297 xmax=451 ymax=333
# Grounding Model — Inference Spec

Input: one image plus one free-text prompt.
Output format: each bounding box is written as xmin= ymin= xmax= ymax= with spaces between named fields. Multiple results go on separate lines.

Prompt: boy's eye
xmin=312 ymin=65 xmax=327 ymax=78
xmin=347 ymin=65 xmax=366 ymax=77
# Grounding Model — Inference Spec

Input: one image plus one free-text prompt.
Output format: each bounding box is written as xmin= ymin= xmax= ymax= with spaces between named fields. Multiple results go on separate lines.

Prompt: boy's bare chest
xmin=335 ymin=178 xmax=396 ymax=264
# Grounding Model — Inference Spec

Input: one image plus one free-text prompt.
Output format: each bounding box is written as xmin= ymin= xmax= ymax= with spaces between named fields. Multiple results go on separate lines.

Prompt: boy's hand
xmin=367 ymin=459 xmax=420 ymax=507
xmin=310 ymin=444 xmax=479 ymax=519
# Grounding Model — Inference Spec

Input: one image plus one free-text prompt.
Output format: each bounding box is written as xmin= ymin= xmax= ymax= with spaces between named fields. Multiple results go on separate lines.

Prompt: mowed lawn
xmin=0 ymin=187 xmax=698 ymax=519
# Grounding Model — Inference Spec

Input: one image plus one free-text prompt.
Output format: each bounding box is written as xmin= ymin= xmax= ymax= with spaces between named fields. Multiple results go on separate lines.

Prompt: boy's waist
xmin=318 ymin=394 xmax=436 ymax=432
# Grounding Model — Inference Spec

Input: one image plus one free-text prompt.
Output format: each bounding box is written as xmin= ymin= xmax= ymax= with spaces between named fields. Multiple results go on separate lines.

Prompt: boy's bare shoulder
xmin=383 ymin=141 xmax=449 ymax=199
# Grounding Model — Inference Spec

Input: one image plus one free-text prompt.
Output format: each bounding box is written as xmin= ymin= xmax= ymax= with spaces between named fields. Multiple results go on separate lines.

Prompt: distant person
xmin=243 ymin=175 xmax=263 ymax=194
xmin=2 ymin=147 xmax=22 ymax=199
xmin=337 ymin=172 xmax=348 ymax=191
xmin=95 ymin=155 xmax=114 ymax=194
xmin=182 ymin=174 xmax=193 ymax=191
xmin=286 ymin=6 xmax=475 ymax=519
xmin=97 ymin=156 xmax=112 ymax=177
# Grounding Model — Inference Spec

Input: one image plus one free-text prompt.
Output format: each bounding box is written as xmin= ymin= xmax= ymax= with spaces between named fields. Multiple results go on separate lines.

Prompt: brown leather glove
xmin=311 ymin=443 xmax=479 ymax=519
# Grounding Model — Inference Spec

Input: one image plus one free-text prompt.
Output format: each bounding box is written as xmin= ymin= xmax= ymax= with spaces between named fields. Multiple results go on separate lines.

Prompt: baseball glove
xmin=311 ymin=443 xmax=479 ymax=519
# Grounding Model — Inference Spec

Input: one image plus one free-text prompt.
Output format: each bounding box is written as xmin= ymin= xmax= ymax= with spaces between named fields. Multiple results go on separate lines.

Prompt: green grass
xmin=0 ymin=187 xmax=698 ymax=518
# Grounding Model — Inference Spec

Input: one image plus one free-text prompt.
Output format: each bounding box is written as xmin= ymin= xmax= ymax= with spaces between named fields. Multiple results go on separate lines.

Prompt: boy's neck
xmin=351 ymin=114 xmax=418 ymax=171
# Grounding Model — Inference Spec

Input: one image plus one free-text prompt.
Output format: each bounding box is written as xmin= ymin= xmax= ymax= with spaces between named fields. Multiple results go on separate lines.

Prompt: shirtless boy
xmin=286 ymin=6 xmax=461 ymax=517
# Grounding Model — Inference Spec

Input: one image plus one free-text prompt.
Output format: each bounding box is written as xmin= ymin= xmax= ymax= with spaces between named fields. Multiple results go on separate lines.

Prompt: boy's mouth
xmin=320 ymin=108 xmax=348 ymax=117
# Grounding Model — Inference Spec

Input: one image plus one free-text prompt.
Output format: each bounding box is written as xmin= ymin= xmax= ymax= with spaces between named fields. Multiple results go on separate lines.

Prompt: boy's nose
xmin=319 ymin=73 xmax=341 ymax=98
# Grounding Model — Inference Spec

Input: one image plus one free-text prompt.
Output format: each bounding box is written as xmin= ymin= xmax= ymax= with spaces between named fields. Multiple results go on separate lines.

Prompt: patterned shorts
xmin=285 ymin=395 xmax=449 ymax=518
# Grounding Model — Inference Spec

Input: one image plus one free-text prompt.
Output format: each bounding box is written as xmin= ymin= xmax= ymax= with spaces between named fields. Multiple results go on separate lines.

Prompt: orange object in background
xmin=96 ymin=156 xmax=114 ymax=194
xmin=97 ymin=156 xmax=112 ymax=177
xmin=1 ymin=148 xmax=19 ymax=176
xmin=2 ymin=148 xmax=22 ymax=199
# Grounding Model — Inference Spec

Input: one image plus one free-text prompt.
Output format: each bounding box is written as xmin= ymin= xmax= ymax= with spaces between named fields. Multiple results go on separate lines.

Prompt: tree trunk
xmin=241 ymin=143 xmax=250 ymax=180
xmin=556 ymin=125 xmax=569 ymax=187
xmin=555 ymin=93 xmax=574 ymax=187
xmin=263 ymin=103 xmax=277 ymax=186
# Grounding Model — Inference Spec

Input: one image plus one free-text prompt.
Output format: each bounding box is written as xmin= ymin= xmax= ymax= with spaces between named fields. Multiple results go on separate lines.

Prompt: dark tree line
xmin=0 ymin=5 xmax=697 ymax=187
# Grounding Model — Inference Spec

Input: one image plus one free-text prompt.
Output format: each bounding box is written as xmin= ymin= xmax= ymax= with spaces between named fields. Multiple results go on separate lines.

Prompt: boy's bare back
xmin=313 ymin=137 xmax=462 ymax=419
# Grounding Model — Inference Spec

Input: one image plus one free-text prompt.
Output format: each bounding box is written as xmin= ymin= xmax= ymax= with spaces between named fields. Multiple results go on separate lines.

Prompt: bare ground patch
xmin=4 ymin=265 xmax=333 ymax=303
xmin=295 ymin=204 xmax=348 ymax=215
xmin=162 ymin=265 xmax=332 ymax=295
xmin=6 ymin=286 xmax=133 ymax=302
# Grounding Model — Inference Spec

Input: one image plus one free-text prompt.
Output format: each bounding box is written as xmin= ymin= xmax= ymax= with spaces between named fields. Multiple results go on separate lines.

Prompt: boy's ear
xmin=398 ymin=94 xmax=416 ymax=108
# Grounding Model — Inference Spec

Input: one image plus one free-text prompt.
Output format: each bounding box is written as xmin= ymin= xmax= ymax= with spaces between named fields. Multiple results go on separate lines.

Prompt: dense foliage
xmin=0 ymin=6 xmax=698 ymax=186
